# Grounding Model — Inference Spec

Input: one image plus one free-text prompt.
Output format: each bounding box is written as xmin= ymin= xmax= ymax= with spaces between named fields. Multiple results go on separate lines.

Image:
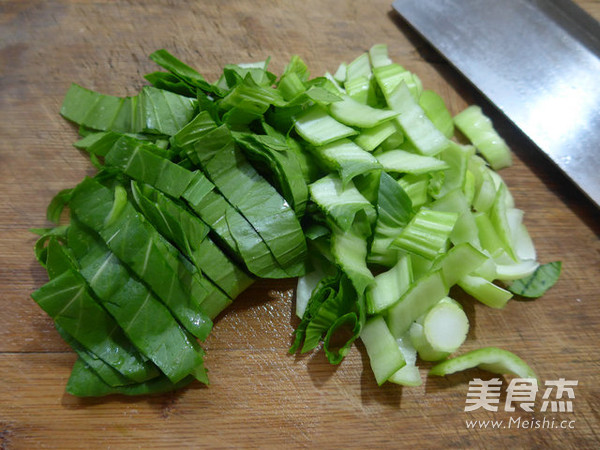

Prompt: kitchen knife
xmin=392 ymin=0 xmax=600 ymax=207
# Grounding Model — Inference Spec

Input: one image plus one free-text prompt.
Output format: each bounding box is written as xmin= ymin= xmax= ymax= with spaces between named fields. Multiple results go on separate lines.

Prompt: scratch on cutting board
xmin=0 ymin=422 xmax=15 ymax=450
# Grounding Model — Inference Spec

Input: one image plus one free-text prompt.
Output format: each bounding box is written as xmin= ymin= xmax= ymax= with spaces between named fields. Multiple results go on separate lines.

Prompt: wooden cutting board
xmin=1 ymin=1 xmax=599 ymax=447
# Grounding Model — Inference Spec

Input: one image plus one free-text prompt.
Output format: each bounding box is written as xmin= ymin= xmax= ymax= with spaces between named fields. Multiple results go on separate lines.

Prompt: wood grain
xmin=1 ymin=0 xmax=599 ymax=448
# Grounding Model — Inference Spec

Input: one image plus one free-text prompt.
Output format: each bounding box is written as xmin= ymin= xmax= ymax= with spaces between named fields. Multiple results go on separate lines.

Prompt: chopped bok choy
xmin=33 ymin=43 xmax=558 ymax=397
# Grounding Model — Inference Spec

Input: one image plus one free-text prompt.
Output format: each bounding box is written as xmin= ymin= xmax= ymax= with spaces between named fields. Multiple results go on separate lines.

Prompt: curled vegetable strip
xmin=430 ymin=347 xmax=538 ymax=381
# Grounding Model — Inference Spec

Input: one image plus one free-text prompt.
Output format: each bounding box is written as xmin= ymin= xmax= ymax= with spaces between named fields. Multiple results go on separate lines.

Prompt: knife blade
xmin=392 ymin=0 xmax=600 ymax=207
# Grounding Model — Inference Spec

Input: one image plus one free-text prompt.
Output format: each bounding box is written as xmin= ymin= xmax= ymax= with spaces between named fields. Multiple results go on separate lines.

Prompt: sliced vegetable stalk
xmin=422 ymin=297 xmax=469 ymax=354
xmin=458 ymin=275 xmax=513 ymax=309
xmin=330 ymin=221 xmax=375 ymax=297
xmin=392 ymin=209 xmax=458 ymax=260
xmin=372 ymin=63 xmax=422 ymax=101
xmin=419 ymin=90 xmax=454 ymax=139
xmin=388 ymin=333 xmax=422 ymax=387
xmin=386 ymin=270 xmax=448 ymax=337
xmin=329 ymin=95 xmax=398 ymax=128
xmin=382 ymin=82 xmax=449 ymax=156
xmin=366 ymin=255 xmax=412 ymax=314
xmin=431 ymin=189 xmax=480 ymax=248
xmin=368 ymin=44 xmax=393 ymax=68
xmin=354 ymin=120 xmax=399 ymax=152
xmin=309 ymin=139 xmax=382 ymax=187
xmin=409 ymin=322 xmax=449 ymax=362
xmin=294 ymin=105 xmax=358 ymax=146
xmin=375 ymin=149 xmax=449 ymax=175
xmin=368 ymin=172 xmax=413 ymax=266
xmin=431 ymin=242 xmax=489 ymax=288
xmin=435 ymin=142 xmax=474 ymax=200
xmin=361 ymin=315 xmax=406 ymax=385
xmin=309 ymin=174 xmax=376 ymax=232
xmin=454 ymin=105 xmax=512 ymax=170
xmin=398 ymin=174 xmax=429 ymax=209
xmin=430 ymin=347 xmax=538 ymax=381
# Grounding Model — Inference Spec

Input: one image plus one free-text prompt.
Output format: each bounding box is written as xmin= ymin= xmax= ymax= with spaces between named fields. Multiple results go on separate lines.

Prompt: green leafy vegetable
xmin=66 ymin=358 xmax=198 ymax=397
xmin=69 ymin=177 xmax=215 ymax=340
xmin=233 ymin=127 xmax=309 ymax=217
xmin=290 ymin=271 xmax=365 ymax=364
xmin=131 ymin=181 xmax=254 ymax=304
xmin=67 ymin=221 xmax=209 ymax=383
xmin=33 ymin=43 xmax=559 ymax=397
xmin=32 ymin=268 xmax=158 ymax=382
xmin=508 ymin=261 xmax=562 ymax=298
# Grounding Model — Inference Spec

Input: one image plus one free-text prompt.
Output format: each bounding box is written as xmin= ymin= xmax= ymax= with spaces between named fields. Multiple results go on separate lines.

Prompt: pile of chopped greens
xmin=32 ymin=44 xmax=560 ymax=396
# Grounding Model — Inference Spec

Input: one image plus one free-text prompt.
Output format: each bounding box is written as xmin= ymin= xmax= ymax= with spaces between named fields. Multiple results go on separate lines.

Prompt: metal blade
xmin=392 ymin=0 xmax=600 ymax=207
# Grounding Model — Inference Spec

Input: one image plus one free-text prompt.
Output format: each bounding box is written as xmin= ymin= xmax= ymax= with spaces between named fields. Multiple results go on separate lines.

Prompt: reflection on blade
xmin=392 ymin=0 xmax=600 ymax=206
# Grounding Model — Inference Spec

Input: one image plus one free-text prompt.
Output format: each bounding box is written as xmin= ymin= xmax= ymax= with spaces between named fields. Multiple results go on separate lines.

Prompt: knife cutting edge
xmin=392 ymin=0 xmax=600 ymax=207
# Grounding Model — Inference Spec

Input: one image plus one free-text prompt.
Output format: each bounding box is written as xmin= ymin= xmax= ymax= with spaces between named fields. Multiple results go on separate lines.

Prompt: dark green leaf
xmin=104 ymin=136 xmax=194 ymax=197
xmin=56 ymin=324 xmax=137 ymax=388
xmin=60 ymin=84 xmax=138 ymax=133
xmin=144 ymin=71 xmax=198 ymax=98
xmin=69 ymin=177 xmax=214 ymax=340
xmin=290 ymin=272 xmax=365 ymax=364
xmin=47 ymin=188 xmax=73 ymax=224
xmin=233 ymin=129 xmax=309 ymax=217
xmin=31 ymin=268 xmax=158 ymax=383
xmin=132 ymin=182 xmax=254 ymax=306
xmin=66 ymin=358 xmax=196 ymax=397
xmin=149 ymin=49 xmax=219 ymax=95
xmin=67 ymin=221 xmax=208 ymax=383
xmin=509 ymin=261 xmax=562 ymax=298
xmin=136 ymin=86 xmax=197 ymax=136
xmin=33 ymin=226 xmax=69 ymax=268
